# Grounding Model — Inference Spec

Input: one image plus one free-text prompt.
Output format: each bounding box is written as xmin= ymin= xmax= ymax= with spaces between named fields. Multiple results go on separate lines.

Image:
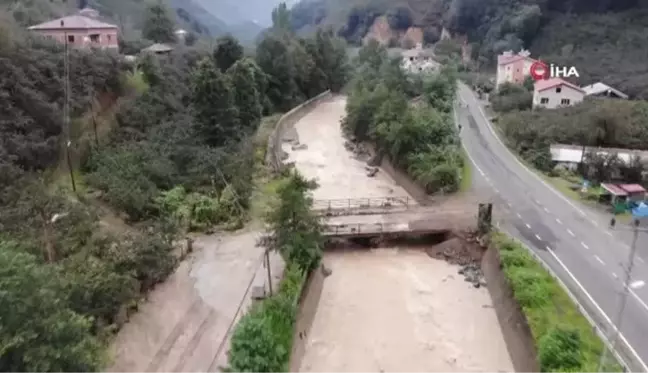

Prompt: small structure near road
xmin=582 ymin=82 xmax=629 ymax=99
xmin=550 ymin=144 xmax=648 ymax=170
xmin=600 ymin=183 xmax=646 ymax=205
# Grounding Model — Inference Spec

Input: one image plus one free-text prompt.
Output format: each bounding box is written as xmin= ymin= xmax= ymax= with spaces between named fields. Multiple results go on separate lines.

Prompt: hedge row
xmin=226 ymin=171 xmax=321 ymax=372
xmin=492 ymin=232 xmax=621 ymax=372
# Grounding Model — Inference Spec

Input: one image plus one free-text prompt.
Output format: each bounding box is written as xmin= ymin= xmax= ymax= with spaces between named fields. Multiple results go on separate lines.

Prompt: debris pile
xmin=458 ymin=263 xmax=487 ymax=288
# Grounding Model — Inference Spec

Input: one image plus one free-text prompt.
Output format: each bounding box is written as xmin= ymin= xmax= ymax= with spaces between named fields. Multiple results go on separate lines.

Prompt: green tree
xmin=191 ymin=57 xmax=240 ymax=146
xmin=0 ymin=247 xmax=103 ymax=372
xmin=213 ymin=34 xmax=244 ymax=72
xmin=256 ymin=33 xmax=299 ymax=111
xmin=266 ymin=171 xmax=322 ymax=272
xmin=271 ymin=2 xmax=292 ymax=31
xmin=227 ymin=58 xmax=264 ymax=132
xmin=142 ymin=2 xmax=177 ymax=44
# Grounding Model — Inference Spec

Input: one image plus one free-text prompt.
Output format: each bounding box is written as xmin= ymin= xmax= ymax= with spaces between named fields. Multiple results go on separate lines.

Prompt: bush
xmin=538 ymin=327 xmax=583 ymax=372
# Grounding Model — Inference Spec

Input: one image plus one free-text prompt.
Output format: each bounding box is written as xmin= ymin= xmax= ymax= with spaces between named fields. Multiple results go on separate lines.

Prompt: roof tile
xmin=28 ymin=15 xmax=117 ymax=30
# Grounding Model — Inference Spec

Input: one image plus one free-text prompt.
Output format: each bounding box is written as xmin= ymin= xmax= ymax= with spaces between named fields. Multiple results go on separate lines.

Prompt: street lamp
xmin=599 ymin=206 xmax=648 ymax=372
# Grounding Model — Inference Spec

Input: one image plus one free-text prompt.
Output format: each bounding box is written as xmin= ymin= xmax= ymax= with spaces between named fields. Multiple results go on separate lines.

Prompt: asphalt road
xmin=456 ymin=82 xmax=648 ymax=372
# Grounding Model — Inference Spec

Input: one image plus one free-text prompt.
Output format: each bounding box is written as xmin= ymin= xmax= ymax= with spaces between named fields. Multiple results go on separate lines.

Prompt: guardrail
xmin=322 ymin=222 xmax=412 ymax=236
xmin=266 ymin=90 xmax=332 ymax=172
xmin=312 ymin=196 xmax=413 ymax=211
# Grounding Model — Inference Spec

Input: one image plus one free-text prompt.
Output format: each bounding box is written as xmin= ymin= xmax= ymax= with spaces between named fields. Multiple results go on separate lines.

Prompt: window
xmin=516 ymin=69 xmax=520 ymax=72
xmin=410 ymin=57 xmax=413 ymax=61
xmin=67 ymin=35 xmax=75 ymax=43
xmin=540 ymin=98 xmax=549 ymax=104
xmin=556 ymin=87 xmax=562 ymax=93
xmin=89 ymin=34 xmax=100 ymax=42
xmin=561 ymin=98 xmax=571 ymax=105
xmin=107 ymin=34 xmax=112 ymax=41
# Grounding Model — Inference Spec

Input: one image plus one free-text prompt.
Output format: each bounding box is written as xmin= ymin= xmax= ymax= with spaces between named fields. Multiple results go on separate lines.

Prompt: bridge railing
xmin=322 ymin=222 xmax=411 ymax=236
xmin=312 ymin=196 xmax=413 ymax=212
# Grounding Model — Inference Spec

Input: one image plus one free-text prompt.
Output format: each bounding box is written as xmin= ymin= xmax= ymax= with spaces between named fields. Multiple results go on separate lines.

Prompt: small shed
xmin=141 ymin=43 xmax=173 ymax=55
xmin=601 ymin=183 xmax=646 ymax=205
xmin=619 ymin=184 xmax=646 ymax=202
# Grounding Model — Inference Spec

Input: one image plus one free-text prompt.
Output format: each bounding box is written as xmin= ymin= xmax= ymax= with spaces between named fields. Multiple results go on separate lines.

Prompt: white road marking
xmin=556 ymin=218 xmax=562 ymax=225
xmin=606 ymin=231 xmax=613 ymax=237
xmin=567 ymin=229 xmax=575 ymax=237
xmin=516 ymin=213 xmax=522 ymax=218
xmin=465 ymin=88 xmax=589 ymax=219
xmin=581 ymin=242 xmax=589 ymax=250
xmin=595 ymin=255 xmax=605 ymax=265
xmin=543 ymin=207 xmax=550 ymax=213
xmin=507 ymin=202 xmax=512 ymax=207
xmin=462 ymin=88 xmax=648 ymax=369
xmin=544 ymin=247 xmax=648 ymax=371
xmin=631 ymin=280 xmax=646 ymax=289
xmin=592 ymin=220 xmax=599 ymax=227
xmin=494 ymin=188 xmax=499 ymax=193
xmin=535 ymin=234 xmax=542 ymax=241
xmin=525 ymin=223 xmax=531 ymax=229
xmin=613 ymin=272 xmax=618 ymax=279
xmin=534 ymin=199 xmax=541 ymax=205
xmin=630 ymin=290 xmax=648 ymax=315
xmin=639 ymin=257 xmax=646 ymax=264
xmin=453 ymin=105 xmax=486 ymax=179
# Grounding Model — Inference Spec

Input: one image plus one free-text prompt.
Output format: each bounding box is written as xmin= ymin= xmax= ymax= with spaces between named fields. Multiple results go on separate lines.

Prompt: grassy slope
xmin=493 ymin=232 xmax=621 ymax=372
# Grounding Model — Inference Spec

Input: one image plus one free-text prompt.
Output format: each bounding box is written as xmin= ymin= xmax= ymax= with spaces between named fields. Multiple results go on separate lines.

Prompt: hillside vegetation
xmin=290 ymin=0 xmax=648 ymax=97
xmin=344 ymin=41 xmax=465 ymax=194
xmin=0 ymin=2 xmax=348 ymax=370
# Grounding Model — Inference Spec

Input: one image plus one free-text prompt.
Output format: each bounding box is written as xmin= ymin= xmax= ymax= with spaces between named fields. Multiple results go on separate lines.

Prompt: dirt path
xmin=284 ymin=95 xmax=514 ymax=372
xmin=108 ymin=230 xmax=284 ymax=372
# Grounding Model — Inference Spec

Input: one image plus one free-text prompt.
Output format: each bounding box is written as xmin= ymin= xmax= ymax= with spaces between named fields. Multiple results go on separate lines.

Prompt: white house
xmin=401 ymin=43 xmax=439 ymax=74
xmin=533 ymin=78 xmax=585 ymax=109
xmin=582 ymin=82 xmax=628 ymax=99
xmin=496 ymin=49 xmax=536 ymax=89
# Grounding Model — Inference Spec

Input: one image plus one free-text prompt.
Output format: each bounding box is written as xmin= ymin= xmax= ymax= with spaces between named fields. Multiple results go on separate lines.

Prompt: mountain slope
xmin=193 ymin=0 xmax=299 ymax=26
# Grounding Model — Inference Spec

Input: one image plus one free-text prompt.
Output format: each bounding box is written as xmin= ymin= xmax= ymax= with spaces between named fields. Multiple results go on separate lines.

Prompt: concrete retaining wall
xmin=289 ymin=265 xmax=327 ymax=371
xmin=378 ymin=154 xmax=433 ymax=205
xmin=481 ymin=246 xmax=539 ymax=372
xmin=266 ymin=91 xmax=332 ymax=172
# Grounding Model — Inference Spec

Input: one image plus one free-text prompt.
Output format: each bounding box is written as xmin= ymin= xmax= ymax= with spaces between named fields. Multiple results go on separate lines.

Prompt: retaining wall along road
xmin=481 ymin=245 xmax=539 ymax=372
xmin=266 ymin=90 xmax=332 ymax=172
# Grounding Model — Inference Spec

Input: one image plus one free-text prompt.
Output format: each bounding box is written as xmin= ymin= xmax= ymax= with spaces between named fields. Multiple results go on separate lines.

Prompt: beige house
xmin=533 ymin=78 xmax=585 ymax=109
xmin=401 ymin=43 xmax=439 ymax=74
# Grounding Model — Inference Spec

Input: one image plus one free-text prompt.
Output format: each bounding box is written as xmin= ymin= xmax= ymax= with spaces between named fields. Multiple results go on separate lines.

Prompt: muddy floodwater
xmin=285 ymin=95 xmax=514 ymax=372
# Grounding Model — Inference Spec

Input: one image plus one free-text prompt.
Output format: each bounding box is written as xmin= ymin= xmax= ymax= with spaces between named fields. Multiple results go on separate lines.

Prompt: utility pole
xmin=265 ymin=248 xmax=273 ymax=296
xmin=598 ymin=216 xmax=645 ymax=372
xmin=64 ymin=30 xmax=76 ymax=192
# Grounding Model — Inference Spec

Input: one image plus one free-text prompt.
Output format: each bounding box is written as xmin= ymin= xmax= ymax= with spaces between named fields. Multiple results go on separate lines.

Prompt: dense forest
xmin=0 ymin=1 xmax=348 ymax=370
xmin=344 ymin=40 xmax=465 ymax=193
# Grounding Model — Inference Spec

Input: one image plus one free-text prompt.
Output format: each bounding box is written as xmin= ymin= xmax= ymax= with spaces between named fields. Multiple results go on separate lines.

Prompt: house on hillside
xmin=28 ymin=7 xmax=119 ymax=49
xmin=582 ymin=82 xmax=629 ymax=99
xmin=401 ymin=43 xmax=439 ymax=74
xmin=533 ymin=78 xmax=585 ymax=109
xmin=496 ymin=50 xmax=536 ymax=88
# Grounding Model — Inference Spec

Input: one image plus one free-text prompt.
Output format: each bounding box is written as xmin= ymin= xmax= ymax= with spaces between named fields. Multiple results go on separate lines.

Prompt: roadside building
xmin=533 ymin=78 xmax=585 ymax=109
xmin=550 ymin=144 xmax=648 ymax=171
xmin=28 ymin=7 xmax=119 ymax=49
xmin=582 ymin=82 xmax=629 ymax=99
xmin=495 ymin=49 xmax=536 ymax=88
xmin=600 ymin=183 xmax=646 ymax=205
xmin=401 ymin=43 xmax=439 ymax=74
